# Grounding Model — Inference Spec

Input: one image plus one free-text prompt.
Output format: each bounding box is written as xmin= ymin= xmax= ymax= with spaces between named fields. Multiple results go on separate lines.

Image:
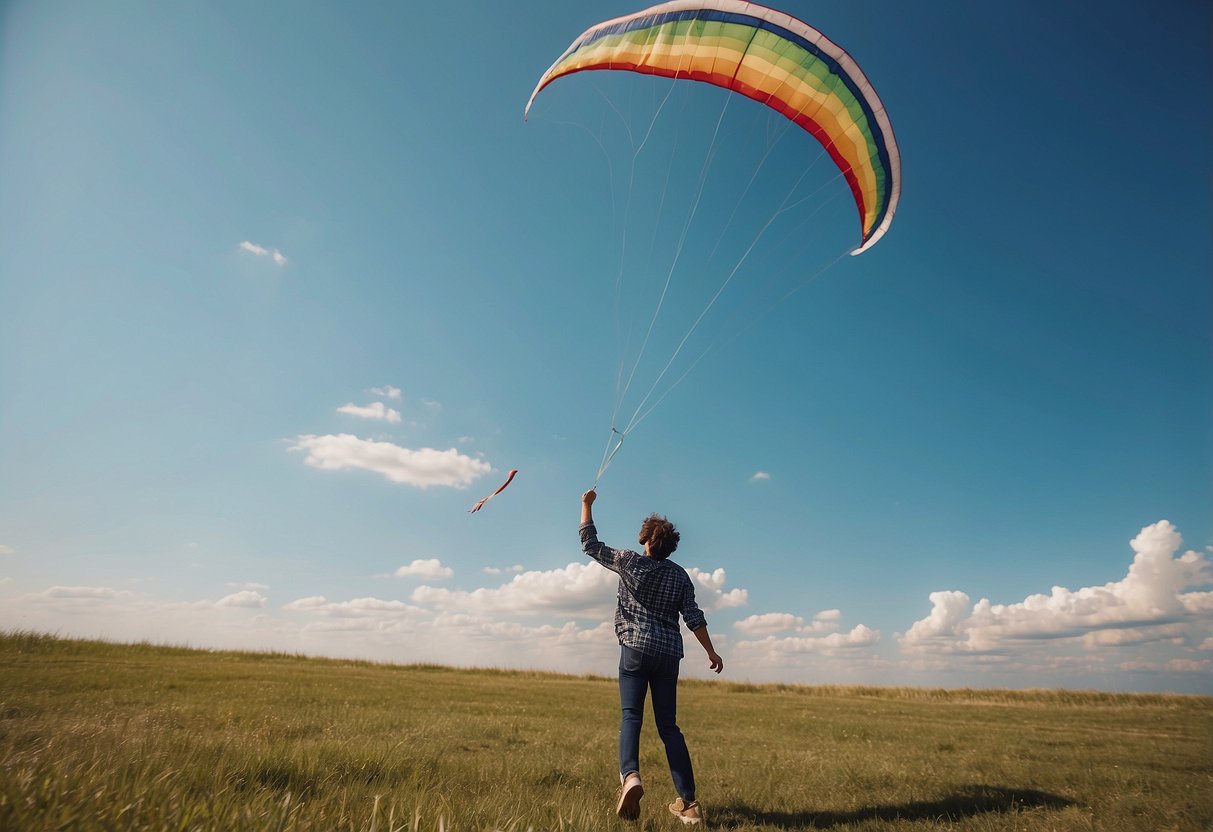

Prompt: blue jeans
xmin=618 ymin=645 xmax=695 ymax=802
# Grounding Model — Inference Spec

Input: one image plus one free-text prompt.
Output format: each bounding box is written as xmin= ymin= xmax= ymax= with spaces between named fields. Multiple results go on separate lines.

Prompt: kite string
xmin=625 ymin=245 xmax=852 ymax=436
xmin=595 ymin=52 xmax=860 ymax=484
xmin=611 ymin=51 xmax=720 ymax=429
xmin=609 ymin=71 xmax=688 ymax=439
xmin=616 ymin=145 xmax=833 ymax=436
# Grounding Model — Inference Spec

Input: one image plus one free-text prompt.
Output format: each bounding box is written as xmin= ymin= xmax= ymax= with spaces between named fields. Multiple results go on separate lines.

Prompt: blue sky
xmin=1 ymin=0 xmax=1209 ymax=694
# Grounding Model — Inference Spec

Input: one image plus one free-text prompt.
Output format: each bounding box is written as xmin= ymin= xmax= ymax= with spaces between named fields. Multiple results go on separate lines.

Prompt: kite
xmin=469 ymin=469 xmax=518 ymax=513
xmin=525 ymin=0 xmax=901 ymax=254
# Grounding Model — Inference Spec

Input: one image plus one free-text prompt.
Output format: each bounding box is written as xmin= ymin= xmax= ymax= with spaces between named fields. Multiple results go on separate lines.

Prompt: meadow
xmin=1 ymin=631 xmax=1209 ymax=831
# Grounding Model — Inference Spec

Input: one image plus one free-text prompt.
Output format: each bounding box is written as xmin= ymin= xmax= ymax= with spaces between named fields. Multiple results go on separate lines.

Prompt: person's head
xmin=638 ymin=513 xmax=680 ymax=560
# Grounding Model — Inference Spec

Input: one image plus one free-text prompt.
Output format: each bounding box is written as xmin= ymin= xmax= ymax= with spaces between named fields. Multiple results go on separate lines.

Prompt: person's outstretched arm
xmin=580 ymin=489 xmax=620 ymax=572
xmin=692 ymin=625 xmax=723 ymax=674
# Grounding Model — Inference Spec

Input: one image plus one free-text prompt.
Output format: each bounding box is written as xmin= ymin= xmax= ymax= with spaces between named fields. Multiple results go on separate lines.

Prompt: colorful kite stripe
xmin=526 ymin=1 xmax=900 ymax=254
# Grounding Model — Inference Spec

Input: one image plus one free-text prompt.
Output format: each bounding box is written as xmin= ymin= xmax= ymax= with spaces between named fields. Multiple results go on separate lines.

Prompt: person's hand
xmin=707 ymin=651 xmax=723 ymax=674
xmin=582 ymin=489 xmax=596 ymax=506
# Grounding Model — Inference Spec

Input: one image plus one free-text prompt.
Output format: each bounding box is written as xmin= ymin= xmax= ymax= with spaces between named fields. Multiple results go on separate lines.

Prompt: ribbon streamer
xmin=469 ymin=469 xmax=518 ymax=513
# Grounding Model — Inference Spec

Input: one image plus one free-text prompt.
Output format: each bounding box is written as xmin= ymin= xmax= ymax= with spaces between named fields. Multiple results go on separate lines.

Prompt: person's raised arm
xmin=580 ymin=489 xmax=619 ymax=572
xmin=581 ymin=489 xmax=596 ymax=525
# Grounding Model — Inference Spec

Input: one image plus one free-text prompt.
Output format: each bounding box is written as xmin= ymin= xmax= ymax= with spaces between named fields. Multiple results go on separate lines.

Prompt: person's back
xmin=579 ymin=489 xmax=722 ymax=824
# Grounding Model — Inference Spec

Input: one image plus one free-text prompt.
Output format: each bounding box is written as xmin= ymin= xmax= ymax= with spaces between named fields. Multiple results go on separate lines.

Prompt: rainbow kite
xmin=526 ymin=0 xmax=901 ymax=254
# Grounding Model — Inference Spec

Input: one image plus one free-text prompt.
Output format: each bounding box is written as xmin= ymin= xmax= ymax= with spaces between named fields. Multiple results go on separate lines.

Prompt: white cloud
xmin=238 ymin=240 xmax=287 ymax=265
xmin=227 ymin=582 xmax=269 ymax=591
xmin=735 ymin=612 xmax=805 ymax=636
xmin=216 ymin=590 xmax=267 ymax=609
xmin=411 ymin=562 xmax=617 ymax=619
xmin=0 ymin=578 xmax=12 ymax=587
xmin=734 ymin=608 xmax=844 ymax=637
xmin=3 ymin=585 xmax=292 ymax=655
xmin=688 ymin=567 xmax=748 ymax=610
xmin=483 ymin=565 xmax=525 ymax=576
xmin=337 ymin=402 xmax=402 ymax=423
xmin=289 ymin=433 xmax=491 ymax=488
xmin=395 ymin=559 xmax=453 ymax=580
xmin=369 ymin=386 xmax=402 ymax=400
xmin=1081 ymin=624 xmax=1186 ymax=648
xmin=35 ymin=585 xmax=135 ymax=601
xmin=750 ymin=471 xmax=771 ymax=482
xmin=283 ymin=596 xmax=328 ymax=611
xmin=734 ymin=624 xmax=881 ymax=657
xmin=283 ymin=595 xmax=429 ymax=619
xmin=1180 ymin=591 xmax=1213 ymax=614
xmin=897 ymin=520 xmax=1213 ymax=655
xmin=1166 ymin=658 xmax=1211 ymax=673
xmin=0 ymin=544 xmax=14 ymax=556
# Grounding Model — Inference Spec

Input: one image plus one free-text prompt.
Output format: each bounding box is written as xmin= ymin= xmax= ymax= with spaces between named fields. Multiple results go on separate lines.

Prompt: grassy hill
xmin=1 ymin=631 xmax=1209 ymax=831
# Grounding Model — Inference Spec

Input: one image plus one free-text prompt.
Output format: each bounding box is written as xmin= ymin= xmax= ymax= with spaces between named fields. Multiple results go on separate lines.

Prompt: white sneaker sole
xmin=616 ymin=780 xmax=643 ymax=820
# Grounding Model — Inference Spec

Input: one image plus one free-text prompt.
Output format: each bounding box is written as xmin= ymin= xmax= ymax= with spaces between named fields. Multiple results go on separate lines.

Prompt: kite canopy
xmin=525 ymin=0 xmax=901 ymax=254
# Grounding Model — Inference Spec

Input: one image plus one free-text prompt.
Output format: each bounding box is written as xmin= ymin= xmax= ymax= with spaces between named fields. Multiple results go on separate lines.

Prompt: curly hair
xmin=638 ymin=513 xmax=680 ymax=560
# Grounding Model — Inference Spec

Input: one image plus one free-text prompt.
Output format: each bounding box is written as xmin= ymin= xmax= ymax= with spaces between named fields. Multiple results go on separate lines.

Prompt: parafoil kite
xmin=525 ymin=0 xmax=900 ymax=254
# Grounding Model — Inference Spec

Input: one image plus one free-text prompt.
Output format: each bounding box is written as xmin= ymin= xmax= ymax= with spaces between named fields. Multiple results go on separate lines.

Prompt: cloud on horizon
xmin=897 ymin=520 xmax=1213 ymax=656
xmin=3 ymin=521 xmax=1209 ymax=690
xmin=216 ymin=590 xmax=267 ymax=609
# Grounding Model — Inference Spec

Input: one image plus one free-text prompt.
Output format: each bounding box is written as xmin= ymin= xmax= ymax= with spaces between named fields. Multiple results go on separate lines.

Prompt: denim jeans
xmin=618 ymin=644 xmax=695 ymax=802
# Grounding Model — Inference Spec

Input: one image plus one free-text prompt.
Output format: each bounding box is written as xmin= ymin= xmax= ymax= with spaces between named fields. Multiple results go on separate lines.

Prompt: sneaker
xmin=668 ymin=798 xmax=702 ymax=825
xmin=616 ymin=772 xmax=643 ymax=820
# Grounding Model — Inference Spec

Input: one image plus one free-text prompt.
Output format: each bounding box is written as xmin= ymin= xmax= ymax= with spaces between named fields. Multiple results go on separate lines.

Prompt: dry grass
xmin=2 ymin=631 xmax=1210 ymax=831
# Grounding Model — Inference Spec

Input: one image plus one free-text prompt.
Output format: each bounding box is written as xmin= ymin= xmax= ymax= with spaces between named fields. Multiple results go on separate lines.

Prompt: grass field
xmin=1 ymin=632 xmax=1209 ymax=831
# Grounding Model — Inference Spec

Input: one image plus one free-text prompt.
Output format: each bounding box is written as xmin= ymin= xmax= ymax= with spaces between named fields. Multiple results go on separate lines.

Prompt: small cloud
xmin=750 ymin=471 xmax=771 ymax=482
xmin=421 ymin=398 xmax=442 ymax=410
xmin=216 ymin=590 xmax=267 ymax=608
xmin=0 ymin=577 xmax=13 ymax=587
xmin=0 ymin=544 xmax=14 ymax=556
xmin=283 ymin=596 xmax=329 ymax=611
xmin=735 ymin=609 xmax=844 ymax=637
xmin=1165 ymin=658 xmax=1211 ymax=673
xmin=337 ymin=402 xmax=402 ymax=424
xmin=395 ymin=559 xmax=454 ymax=580
xmin=239 ymin=240 xmax=287 ymax=266
xmin=47 ymin=586 xmax=123 ymax=599
xmin=484 ymin=565 xmax=525 ymax=576
xmin=226 ymin=582 xmax=270 ymax=591
xmin=370 ymin=386 xmax=402 ymax=400
xmin=735 ymin=612 xmax=805 ymax=636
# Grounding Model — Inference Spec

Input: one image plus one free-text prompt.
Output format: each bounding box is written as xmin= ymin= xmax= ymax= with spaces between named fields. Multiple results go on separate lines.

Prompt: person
xmin=580 ymin=488 xmax=723 ymax=824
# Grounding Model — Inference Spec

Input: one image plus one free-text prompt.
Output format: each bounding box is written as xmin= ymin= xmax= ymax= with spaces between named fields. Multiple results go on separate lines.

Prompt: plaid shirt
xmin=580 ymin=521 xmax=707 ymax=658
